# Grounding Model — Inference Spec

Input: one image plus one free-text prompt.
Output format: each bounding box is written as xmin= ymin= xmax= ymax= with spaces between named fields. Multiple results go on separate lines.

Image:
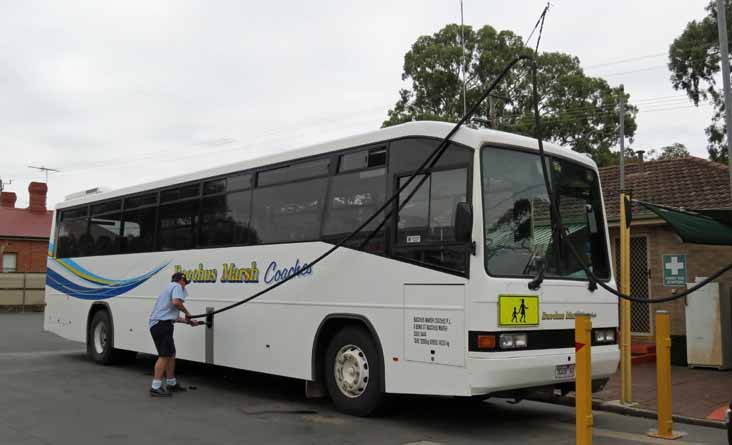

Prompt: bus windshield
xmin=481 ymin=146 xmax=610 ymax=280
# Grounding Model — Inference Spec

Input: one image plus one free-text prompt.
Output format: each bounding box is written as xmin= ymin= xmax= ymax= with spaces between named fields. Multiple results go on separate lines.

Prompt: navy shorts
xmin=150 ymin=320 xmax=175 ymax=357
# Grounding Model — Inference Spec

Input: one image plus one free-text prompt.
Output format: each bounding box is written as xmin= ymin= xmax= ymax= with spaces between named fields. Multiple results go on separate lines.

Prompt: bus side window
xmin=389 ymin=138 xmax=471 ymax=175
xmin=121 ymin=207 xmax=156 ymax=254
xmin=158 ymin=200 xmax=198 ymax=251
xmin=121 ymin=193 xmax=157 ymax=254
xmin=397 ymin=169 xmax=467 ymax=244
xmin=199 ymin=190 xmax=252 ymax=247
xmin=394 ymin=168 xmax=469 ymax=274
xmin=322 ymin=166 xmax=387 ymax=254
xmin=57 ymin=206 xmax=89 ymax=258
xmin=88 ymin=200 xmax=122 ymax=256
xmin=251 ymin=178 xmax=328 ymax=244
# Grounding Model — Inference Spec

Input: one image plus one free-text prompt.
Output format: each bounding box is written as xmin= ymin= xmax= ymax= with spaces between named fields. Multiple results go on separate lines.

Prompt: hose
xmin=190 ymin=55 xmax=535 ymax=319
xmin=189 ymin=53 xmax=731 ymax=318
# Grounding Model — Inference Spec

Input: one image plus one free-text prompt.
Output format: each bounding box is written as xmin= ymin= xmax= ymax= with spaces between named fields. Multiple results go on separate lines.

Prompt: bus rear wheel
xmin=87 ymin=310 xmax=135 ymax=365
xmin=324 ymin=326 xmax=385 ymax=416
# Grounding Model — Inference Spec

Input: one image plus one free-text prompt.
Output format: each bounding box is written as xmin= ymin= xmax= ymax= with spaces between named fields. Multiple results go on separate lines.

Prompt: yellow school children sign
xmin=498 ymin=295 xmax=539 ymax=327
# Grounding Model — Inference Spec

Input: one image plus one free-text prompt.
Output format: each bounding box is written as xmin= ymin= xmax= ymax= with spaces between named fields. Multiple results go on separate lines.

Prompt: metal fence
xmin=0 ymin=273 xmax=46 ymax=310
xmin=614 ymin=237 xmax=652 ymax=334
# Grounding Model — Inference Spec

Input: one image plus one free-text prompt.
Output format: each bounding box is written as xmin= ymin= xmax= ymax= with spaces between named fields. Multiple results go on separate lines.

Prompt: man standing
xmin=148 ymin=272 xmax=199 ymax=397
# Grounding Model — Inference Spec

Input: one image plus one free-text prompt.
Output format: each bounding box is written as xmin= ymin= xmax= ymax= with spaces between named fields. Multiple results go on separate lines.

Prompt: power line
xmin=584 ymin=52 xmax=666 ymax=69
xmin=56 ymin=112 xmax=383 ymax=177
xmin=598 ymin=64 xmax=668 ymax=78
xmin=54 ymin=104 xmax=386 ymax=175
xmin=584 ymin=39 xmax=732 ymax=72
xmin=633 ymin=96 xmax=690 ymax=105
xmin=63 ymin=93 xmax=703 ymax=178
xmin=485 ymin=92 xmax=695 ymax=124
xmin=501 ymin=103 xmax=714 ymax=127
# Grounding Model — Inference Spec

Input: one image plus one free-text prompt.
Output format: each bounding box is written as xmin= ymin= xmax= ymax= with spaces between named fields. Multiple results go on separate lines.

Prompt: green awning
xmin=636 ymin=201 xmax=732 ymax=246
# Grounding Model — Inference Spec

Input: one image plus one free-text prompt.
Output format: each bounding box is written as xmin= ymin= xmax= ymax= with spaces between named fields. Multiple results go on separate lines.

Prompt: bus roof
xmin=57 ymin=121 xmax=596 ymax=210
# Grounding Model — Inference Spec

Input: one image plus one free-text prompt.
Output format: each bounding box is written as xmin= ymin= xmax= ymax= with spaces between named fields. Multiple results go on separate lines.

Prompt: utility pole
xmin=619 ymin=84 xmax=626 ymax=189
xmin=618 ymin=83 xmax=634 ymax=406
xmin=716 ymin=0 xmax=732 ymax=197
xmin=488 ymin=95 xmax=496 ymax=128
xmin=460 ymin=0 xmax=467 ymax=117
xmin=27 ymin=166 xmax=60 ymax=183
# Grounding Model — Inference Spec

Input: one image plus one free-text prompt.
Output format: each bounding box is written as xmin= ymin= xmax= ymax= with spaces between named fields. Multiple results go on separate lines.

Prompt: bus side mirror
xmin=455 ymin=202 xmax=473 ymax=243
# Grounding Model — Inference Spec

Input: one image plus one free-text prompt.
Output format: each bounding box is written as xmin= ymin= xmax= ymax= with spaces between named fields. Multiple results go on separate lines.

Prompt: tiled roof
xmin=0 ymin=207 xmax=52 ymax=239
xmin=599 ymin=157 xmax=732 ymax=222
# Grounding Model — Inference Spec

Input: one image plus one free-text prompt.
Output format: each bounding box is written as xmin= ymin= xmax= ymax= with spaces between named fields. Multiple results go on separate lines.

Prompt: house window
xmin=2 ymin=253 xmax=17 ymax=273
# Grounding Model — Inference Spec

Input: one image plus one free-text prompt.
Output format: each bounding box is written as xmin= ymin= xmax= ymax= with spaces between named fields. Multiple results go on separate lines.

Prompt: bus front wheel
xmin=324 ymin=326 xmax=385 ymax=416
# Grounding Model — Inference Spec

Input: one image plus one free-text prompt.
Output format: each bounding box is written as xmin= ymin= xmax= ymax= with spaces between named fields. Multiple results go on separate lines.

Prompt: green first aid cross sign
xmin=663 ymin=254 xmax=687 ymax=286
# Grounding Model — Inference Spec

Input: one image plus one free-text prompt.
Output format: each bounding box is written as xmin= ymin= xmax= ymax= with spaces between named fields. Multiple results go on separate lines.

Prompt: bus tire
xmin=87 ymin=310 xmax=135 ymax=365
xmin=324 ymin=326 xmax=385 ymax=416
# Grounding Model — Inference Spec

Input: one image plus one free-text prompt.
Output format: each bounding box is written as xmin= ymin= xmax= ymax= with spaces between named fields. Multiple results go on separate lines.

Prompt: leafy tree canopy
xmin=619 ymin=143 xmax=691 ymax=164
xmin=652 ymin=142 xmax=691 ymax=160
xmin=669 ymin=1 xmax=731 ymax=162
xmin=383 ymin=24 xmax=638 ymax=167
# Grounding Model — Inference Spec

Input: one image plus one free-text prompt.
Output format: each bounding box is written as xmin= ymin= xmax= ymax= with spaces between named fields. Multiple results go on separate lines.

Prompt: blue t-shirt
xmin=149 ymin=282 xmax=188 ymax=328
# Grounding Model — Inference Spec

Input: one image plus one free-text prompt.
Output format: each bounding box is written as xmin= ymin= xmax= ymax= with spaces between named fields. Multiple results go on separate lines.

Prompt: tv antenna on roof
xmin=0 ymin=178 xmax=11 ymax=192
xmin=28 ymin=166 xmax=60 ymax=183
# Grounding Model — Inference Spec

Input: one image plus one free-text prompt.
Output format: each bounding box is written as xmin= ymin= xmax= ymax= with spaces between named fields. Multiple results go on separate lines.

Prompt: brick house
xmin=600 ymin=157 xmax=732 ymax=362
xmin=0 ymin=183 xmax=52 ymax=273
xmin=0 ymin=183 xmax=52 ymax=309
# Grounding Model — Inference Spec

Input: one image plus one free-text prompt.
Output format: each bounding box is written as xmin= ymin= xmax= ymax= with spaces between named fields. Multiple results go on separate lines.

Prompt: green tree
xmin=383 ymin=24 xmax=638 ymax=167
xmin=654 ymin=143 xmax=690 ymax=160
xmin=669 ymin=1 xmax=730 ymax=162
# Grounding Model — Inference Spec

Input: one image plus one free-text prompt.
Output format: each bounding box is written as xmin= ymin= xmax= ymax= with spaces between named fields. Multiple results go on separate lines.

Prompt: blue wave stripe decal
xmin=46 ymin=268 xmax=153 ymax=300
xmin=57 ymin=258 xmax=118 ymax=285
xmin=47 ymin=242 xmax=169 ymax=287
xmin=54 ymin=258 xmax=169 ymax=286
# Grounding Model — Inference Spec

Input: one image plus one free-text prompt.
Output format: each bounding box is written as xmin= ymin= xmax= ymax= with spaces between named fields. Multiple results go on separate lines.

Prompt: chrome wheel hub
xmin=94 ymin=323 xmax=107 ymax=354
xmin=334 ymin=344 xmax=370 ymax=398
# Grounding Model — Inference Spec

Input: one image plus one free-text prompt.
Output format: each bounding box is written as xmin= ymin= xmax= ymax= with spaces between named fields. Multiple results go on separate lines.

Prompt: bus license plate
xmin=555 ymin=364 xmax=575 ymax=379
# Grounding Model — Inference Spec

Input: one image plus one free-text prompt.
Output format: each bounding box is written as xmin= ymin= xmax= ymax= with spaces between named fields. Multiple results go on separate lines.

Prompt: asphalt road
xmin=0 ymin=312 xmax=727 ymax=445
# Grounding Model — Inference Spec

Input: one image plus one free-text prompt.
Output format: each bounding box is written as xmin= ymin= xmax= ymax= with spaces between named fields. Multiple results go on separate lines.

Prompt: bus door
xmin=394 ymin=167 xmax=470 ymax=367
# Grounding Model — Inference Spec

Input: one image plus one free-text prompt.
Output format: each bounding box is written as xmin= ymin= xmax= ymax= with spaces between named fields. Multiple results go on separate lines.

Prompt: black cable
xmin=533 ymin=3 xmax=549 ymax=55
xmin=525 ymin=2 xmax=550 ymax=48
xmin=190 ymin=55 xmax=535 ymax=319
xmin=528 ymin=62 xmax=732 ymax=304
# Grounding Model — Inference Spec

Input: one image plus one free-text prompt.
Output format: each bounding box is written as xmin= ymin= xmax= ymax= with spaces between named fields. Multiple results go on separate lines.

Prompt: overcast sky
xmin=1 ymin=0 xmax=714 ymax=208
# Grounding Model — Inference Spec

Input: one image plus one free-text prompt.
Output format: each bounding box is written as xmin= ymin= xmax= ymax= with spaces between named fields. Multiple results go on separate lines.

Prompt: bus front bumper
xmin=467 ymin=346 xmax=619 ymax=396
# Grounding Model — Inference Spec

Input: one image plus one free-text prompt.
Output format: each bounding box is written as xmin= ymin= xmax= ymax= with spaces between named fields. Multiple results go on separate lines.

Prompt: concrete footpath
xmin=592 ymin=362 xmax=732 ymax=423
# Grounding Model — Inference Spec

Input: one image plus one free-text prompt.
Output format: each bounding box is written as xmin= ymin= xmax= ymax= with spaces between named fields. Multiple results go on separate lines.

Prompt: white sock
xmin=152 ymin=379 xmax=162 ymax=390
xmin=166 ymin=378 xmax=177 ymax=386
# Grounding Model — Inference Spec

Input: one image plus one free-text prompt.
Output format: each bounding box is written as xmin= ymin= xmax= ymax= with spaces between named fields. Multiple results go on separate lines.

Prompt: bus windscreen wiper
xmin=527 ymin=256 xmax=546 ymax=290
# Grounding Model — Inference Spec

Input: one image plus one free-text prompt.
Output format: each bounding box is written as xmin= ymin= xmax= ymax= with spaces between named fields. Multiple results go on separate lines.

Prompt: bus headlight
xmin=499 ymin=333 xmax=528 ymax=350
xmin=594 ymin=329 xmax=616 ymax=344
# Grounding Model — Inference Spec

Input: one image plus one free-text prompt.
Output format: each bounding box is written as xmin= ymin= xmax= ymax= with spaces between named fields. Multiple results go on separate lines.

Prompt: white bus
xmin=45 ymin=121 xmax=619 ymax=415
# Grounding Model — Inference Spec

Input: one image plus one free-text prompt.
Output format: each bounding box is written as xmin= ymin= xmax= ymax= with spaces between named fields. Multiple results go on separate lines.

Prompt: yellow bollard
xmin=619 ymin=192 xmax=633 ymax=405
xmin=575 ymin=315 xmax=593 ymax=445
xmin=648 ymin=311 xmax=685 ymax=439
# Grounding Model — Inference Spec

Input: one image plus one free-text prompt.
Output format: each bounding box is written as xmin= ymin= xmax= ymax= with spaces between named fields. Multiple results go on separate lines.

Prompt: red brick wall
xmin=609 ymin=223 xmax=732 ymax=337
xmin=0 ymin=238 xmax=49 ymax=273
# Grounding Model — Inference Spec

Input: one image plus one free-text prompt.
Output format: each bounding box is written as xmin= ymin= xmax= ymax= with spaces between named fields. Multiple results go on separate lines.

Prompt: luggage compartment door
xmin=404 ymin=284 xmax=465 ymax=367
